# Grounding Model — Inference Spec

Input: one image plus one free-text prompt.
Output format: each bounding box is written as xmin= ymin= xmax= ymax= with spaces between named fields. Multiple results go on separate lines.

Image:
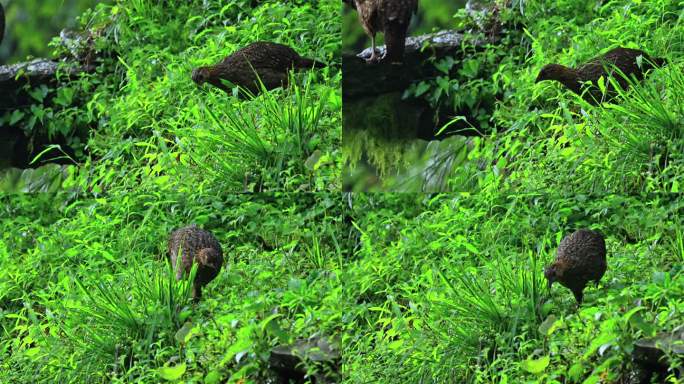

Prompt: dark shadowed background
xmin=0 ymin=0 xmax=108 ymax=63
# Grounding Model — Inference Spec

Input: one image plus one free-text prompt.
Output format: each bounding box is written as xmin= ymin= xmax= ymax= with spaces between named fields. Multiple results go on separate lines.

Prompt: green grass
xmin=2 ymin=0 xmax=684 ymax=383
xmin=344 ymin=0 xmax=684 ymax=193
xmin=480 ymin=0 xmax=684 ymax=195
xmin=1 ymin=0 xmax=340 ymax=193
xmin=0 ymin=191 xmax=350 ymax=382
xmin=184 ymin=73 xmax=340 ymax=191
xmin=341 ymin=193 xmax=684 ymax=383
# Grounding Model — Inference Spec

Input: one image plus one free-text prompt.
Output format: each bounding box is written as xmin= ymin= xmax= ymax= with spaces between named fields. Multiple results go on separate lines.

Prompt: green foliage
xmin=0 ymin=191 xmax=351 ymax=382
xmin=341 ymin=192 xmax=684 ymax=382
xmin=346 ymin=0 xmax=684 ymax=193
xmin=2 ymin=0 xmax=340 ymax=192
xmin=184 ymin=72 xmax=340 ymax=192
xmin=0 ymin=0 xmax=105 ymax=63
xmin=466 ymin=0 xmax=684 ymax=195
xmin=3 ymin=1 xmax=684 ymax=383
xmin=58 ymin=260 xmax=195 ymax=382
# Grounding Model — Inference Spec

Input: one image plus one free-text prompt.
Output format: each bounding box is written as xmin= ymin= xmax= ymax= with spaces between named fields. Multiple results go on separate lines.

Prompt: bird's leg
xmin=192 ymin=283 xmax=202 ymax=303
xmin=573 ymin=289 xmax=584 ymax=307
xmin=366 ymin=34 xmax=379 ymax=63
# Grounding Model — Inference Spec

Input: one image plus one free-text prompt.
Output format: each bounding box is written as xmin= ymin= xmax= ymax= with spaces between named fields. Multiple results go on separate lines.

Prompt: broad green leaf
xmin=28 ymin=85 xmax=48 ymax=102
xmin=174 ymin=321 xmax=197 ymax=344
xmin=583 ymin=331 xmax=616 ymax=359
xmin=9 ymin=110 xmax=25 ymax=125
xmin=539 ymin=314 xmax=561 ymax=336
xmin=521 ymin=355 xmax=550 ymax=374
xmin=204 ymin=371 xmax=222 ymax=384
xmin=25 ymin=347 xmax=40 ymax=357
xmin=568 ymin=362 xmax=584 ymax=381
xmin=463 ymin=242 xmax=479 ymax=254
xmin=388 ymin=339 xmax=404 ymax=350
xmin=158 ymin=363 xmax=186 ymax=381
xmin=414 ymin=81 xmax=431 ymax=97
xmin=560 ymin=146 xmax=575 ymax=157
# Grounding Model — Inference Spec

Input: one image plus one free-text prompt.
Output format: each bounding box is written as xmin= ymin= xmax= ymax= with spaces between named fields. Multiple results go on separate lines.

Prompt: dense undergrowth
xmin=479 ymin=0 xmax=684 ymax=196
xmin=1 ymin=0 xmax=346 ymax=382
xmin=4 ymin=190 xmax=682 ymax=382
xmin=1 ymin=191 xmax=351 ymax=382
xmin=2 ymin=0 xmax=684 ymax=383
xmin=342 ymin=192 xmax=683 ymax=383
xmin=346 ymin=0 xmax=684 ymax=193
xmin=337 ymin=0 xmax=683 ymax=381
xmin=2 ymin=0 xmax=340 ymax=192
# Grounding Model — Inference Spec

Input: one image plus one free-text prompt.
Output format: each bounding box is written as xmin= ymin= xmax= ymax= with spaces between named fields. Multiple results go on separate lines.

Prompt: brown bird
xmin=536 ymin=47 xmax=665 ymax=104
xmin=191 ymin=41 xmax=326 ymax=94
xmin=168 ymin=225 xmax=223 ymax=301
xmin=544 ymin=229 xmax=607 ymax=305
xmin=345 ymin=0 xmax=418 ymax=64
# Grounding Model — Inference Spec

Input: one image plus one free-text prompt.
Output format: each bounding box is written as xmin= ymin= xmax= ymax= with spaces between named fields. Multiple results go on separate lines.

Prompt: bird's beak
xmin=535 ymin=73 xmax=544 ymax=83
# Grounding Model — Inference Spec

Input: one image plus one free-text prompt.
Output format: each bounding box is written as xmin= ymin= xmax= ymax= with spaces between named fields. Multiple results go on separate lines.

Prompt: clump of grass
xmin=57 ymin=259 xmax=195 ymax=381
xmin=184 ymin=72 xmax=333 ymax=192
xmin=430 ymin=250 xmax=547 ymax=376
xmin=589 ymin=62 xmax=684 ymax=192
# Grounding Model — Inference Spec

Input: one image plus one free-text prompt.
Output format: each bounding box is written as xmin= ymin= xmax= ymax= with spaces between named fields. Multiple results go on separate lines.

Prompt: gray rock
xmin=632 ymin=329 xmax=684 ymax=382
xmin=269 ymin=336 xmax=340 ymax=383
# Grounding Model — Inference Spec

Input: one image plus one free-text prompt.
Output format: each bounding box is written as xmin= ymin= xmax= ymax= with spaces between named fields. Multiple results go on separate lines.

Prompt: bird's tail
xmin=297 ymin=57 xmax=326 ymax=69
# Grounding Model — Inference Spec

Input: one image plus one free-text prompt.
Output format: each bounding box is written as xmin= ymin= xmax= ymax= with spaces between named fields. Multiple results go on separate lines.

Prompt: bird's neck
xmin=206 ymin=66 xmax=232 ymax=91
xmin=553 ymin=66 xmax=582 ymax=93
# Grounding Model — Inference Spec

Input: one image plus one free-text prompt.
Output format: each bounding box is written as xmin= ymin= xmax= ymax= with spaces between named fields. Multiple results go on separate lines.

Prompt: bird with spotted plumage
xmin=191 ymin=41 xmax=326 ymax=95
xmin=536 ymin=47 xmax=665 ymax=104
xmin=344 ymin=0 xmax=418 ymax=64
xmin=544 ymin=229 xmax=607 ymax=306
xmin=168 ymin=225 xmax=224 ymax=301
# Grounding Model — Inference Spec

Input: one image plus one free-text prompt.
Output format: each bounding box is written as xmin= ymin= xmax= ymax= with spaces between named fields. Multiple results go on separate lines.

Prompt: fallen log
xmin=0 ymin=29 xmax=98 ymax=168
xmin=0 ymin=59 xmax=93 ymax=109
xmin=342 ymin=30 xmax=488 ymax=99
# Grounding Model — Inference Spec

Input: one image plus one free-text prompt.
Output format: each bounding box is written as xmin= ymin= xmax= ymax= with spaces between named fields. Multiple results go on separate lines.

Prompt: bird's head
xmin=535 ymin=64 xmax=571 ymax=83
xmin=197 ymin=248 xmax=221 ymax=270
xmin=191 ymin=67 xmax=211 ymax=85
xmin=544 ymin=264 xmax=558 ymax=289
